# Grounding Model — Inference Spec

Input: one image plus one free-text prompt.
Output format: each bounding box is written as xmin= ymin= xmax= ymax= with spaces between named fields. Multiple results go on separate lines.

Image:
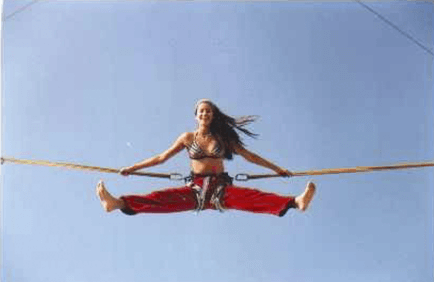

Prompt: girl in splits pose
xmin=97 ymin=99 xmax=316 ymax=217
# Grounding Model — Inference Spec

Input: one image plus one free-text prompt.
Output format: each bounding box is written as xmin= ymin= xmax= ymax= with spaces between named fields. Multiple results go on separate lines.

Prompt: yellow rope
xmin=236 ymin=161 xmax=434 ymax=180
xmin=1 ymin=156 xmax=433 ymax=181
xmin=0 ymin=157 xmax=182 ymax=179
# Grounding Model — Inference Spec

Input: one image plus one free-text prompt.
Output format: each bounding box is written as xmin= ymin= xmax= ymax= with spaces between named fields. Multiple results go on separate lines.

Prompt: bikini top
xmin=187 ymin=132 xmax=225 ymax=160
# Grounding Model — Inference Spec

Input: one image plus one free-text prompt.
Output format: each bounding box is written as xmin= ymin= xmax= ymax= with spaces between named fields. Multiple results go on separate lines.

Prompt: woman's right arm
xmin=120 ymin=132 xmax=189 ymax=175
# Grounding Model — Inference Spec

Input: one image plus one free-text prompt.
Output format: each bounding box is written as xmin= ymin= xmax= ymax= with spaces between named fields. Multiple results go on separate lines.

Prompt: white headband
xmin=194 ymin=99 xmax=215 ymax=113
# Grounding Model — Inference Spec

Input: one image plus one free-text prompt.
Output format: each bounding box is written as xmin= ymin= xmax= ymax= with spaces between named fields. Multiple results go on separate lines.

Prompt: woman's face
xmin=196 ymin=102 xmax=214 ymax=127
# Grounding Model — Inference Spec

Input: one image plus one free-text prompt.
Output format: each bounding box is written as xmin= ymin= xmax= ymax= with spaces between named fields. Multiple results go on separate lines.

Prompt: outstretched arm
xmin=233 ymin=144 xmax=293 ymax=176
xmin=120 ymin=133 xmax=188 ymax=175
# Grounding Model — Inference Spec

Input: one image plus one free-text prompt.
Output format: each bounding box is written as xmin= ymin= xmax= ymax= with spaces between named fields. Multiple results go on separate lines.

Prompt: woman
xmin=96 ymin=99 xmax=316 ymax=216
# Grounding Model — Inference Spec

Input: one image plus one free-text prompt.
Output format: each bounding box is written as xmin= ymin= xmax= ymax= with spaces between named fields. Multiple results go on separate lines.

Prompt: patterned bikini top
xmin=187 ymin=132 xmax=225 ymax=160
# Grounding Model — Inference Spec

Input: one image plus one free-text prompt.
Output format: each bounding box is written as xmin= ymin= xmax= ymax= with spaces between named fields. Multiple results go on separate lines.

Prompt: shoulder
xmin=177 ymin=132 xmax=194 ymax=143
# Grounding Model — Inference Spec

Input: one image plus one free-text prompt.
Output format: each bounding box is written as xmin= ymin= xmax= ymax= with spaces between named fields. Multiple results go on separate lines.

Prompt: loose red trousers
xmin=120 ymin=175 xmax=296 ymax=217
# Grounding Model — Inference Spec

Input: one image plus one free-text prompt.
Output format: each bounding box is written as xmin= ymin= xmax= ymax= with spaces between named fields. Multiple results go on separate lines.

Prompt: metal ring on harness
xmin=169 ymin=173 xmax=184 ymax=181
xmin=235 ymin=173 xmax=250 ymax=181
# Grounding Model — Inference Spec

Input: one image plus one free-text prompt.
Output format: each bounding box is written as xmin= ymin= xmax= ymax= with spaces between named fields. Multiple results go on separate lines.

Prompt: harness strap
xmin=186 ymin=173 xmax=232 ymax=212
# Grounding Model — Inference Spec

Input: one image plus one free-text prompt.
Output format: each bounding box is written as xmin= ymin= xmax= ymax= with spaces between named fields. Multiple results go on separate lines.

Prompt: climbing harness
xmin=184 ymin=172 xmax=232 ymax=212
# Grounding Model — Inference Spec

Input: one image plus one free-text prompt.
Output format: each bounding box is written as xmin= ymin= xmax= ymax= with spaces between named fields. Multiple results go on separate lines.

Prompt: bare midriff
xmin=190 ymin=158 xmax=225 ymax=175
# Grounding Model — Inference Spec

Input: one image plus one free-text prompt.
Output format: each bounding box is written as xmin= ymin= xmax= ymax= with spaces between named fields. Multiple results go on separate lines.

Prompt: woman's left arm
xmin=233 ymin=144 xmax=293 ymax=177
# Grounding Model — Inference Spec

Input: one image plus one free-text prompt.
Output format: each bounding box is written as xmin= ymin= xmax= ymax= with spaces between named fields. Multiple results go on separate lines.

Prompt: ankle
xmin=116 ymin=198 xmax=126 ymax=210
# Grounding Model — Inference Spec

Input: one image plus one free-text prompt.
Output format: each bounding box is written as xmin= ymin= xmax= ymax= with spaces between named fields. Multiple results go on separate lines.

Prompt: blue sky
xmin=1 ymin=0 xmax=433 ymax=281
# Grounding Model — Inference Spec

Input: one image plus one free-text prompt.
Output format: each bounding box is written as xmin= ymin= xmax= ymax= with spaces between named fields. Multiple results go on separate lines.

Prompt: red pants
xmin=120 ymin=174 xmax=296 ymax=217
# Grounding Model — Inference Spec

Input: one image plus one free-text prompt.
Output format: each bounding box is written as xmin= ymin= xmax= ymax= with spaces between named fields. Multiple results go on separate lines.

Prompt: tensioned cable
xmin=235 ymin=161 xmax=434 ymax=181
xmin=4 ymin=0 xmax=432 ymax=56
xmin=0 ymin=157 xmax=183 ymax=180
xmin=355 ymin=0 xmax=433 ymax=55
xmin=3 ymin=0 xmax=39 ymax=22
xmin=1 ymin=157 xmax=432 ymax=181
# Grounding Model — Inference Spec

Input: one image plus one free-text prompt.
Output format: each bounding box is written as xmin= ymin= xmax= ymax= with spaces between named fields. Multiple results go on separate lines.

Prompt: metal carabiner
xmin=235 ymin=173 xmax=250 ymax=181
xmin=170 ymin=173 xmax=184 ymax=181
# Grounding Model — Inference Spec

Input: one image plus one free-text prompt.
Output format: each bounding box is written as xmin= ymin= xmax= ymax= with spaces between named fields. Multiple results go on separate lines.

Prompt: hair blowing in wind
xmin=195 ymin=99 xmax=259 ymax=160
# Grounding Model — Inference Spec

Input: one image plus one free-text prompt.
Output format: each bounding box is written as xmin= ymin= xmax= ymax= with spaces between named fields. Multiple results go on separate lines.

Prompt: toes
xmin=96 ymin=181 xmax=108 ymax=195
xmin=305 ymin=182 xmax=316 ymax=199
xmin=307 ymin=181 xmax=316 ymax=191
xmin=96 ymin=183 xmax=107 ymax=201
xmin=96 ymin=181 xmax=102 ymax=191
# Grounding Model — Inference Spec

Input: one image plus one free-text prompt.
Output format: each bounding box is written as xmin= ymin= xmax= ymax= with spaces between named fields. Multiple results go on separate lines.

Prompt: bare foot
xmin=96 ymin=180 xmax=123 ymax=212
xmin=295 ymin=181 xmax=316 ymax=212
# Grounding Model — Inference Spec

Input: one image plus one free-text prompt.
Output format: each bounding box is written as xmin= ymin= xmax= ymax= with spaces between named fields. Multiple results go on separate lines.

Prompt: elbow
xmin=156 ymin=154 xmax=167 ymax=165
xmin=154 ymin=155 xmax=166 ymax=165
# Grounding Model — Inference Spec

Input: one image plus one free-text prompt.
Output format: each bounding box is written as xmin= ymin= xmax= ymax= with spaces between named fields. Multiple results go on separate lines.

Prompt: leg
xmin=119 ymin=186 xmax=197 ymax=215
xmin=222 ymin=181 xmax=316 ymax=216
xmin=96 ymin=180 xmax=197 ymax=215
xmin=222 ymin=185 xmax=296 ymax=216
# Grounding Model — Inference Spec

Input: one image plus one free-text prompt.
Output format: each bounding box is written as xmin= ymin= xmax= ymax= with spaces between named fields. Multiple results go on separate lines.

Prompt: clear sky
xmin=1 ymin=0 xmax=433 ymax=281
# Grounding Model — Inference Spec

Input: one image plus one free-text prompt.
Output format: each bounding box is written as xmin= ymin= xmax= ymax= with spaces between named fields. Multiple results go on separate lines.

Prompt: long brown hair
xmin=195 ymin=99 xmax=258 ymax=160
